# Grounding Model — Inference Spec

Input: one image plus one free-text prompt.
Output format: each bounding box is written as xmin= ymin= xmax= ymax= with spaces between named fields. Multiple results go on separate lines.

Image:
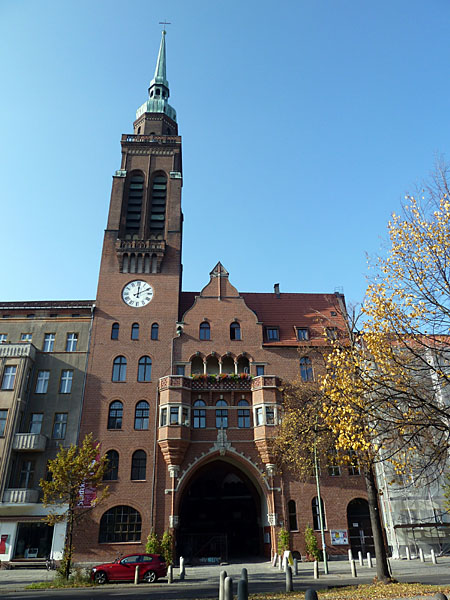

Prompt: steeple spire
xmin=135 ymin=30 xmax=177 ymax=124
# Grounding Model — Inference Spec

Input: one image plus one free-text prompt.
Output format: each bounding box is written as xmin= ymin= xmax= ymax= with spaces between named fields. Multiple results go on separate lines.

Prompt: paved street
xmin=1 ymin=557 xmax=449 ymax=599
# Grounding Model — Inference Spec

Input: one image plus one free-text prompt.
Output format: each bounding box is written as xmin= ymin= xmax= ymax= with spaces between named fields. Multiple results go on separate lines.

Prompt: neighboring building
xmin=73 ymin=31 xmax=370 ymax=564
xmin=0 ymin=301 xmax=93 ymax=563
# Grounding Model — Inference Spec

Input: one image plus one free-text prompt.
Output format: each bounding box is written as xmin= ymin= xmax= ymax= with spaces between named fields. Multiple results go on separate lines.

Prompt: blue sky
xmin=1 ymin=0 xmax=449 ymax=306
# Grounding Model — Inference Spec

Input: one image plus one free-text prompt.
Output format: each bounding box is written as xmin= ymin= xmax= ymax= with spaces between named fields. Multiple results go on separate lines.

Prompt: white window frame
xmin=43 ymin=333 xmax=55 ymax=352
xmin=59 ymin=370 xmax=73 ymax=394
xmin=65 ymin=333 xmax=78 ymax=352
xmin=35 ymin=370 xmax=50 ymax=394
xmin=1 ymin=366 xmax=17 ymax=390
xmin=160 ymin=404 xmax=190 ymax=427
xmin=20 ymin=333 xmax=32 ymax=342
xmin=253 ymin=404 xmax=278 ymax=426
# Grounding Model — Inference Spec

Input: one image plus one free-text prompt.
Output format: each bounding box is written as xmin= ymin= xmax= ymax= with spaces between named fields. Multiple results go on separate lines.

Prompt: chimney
xmin=274 ymin=283 xmax=280 ymax=298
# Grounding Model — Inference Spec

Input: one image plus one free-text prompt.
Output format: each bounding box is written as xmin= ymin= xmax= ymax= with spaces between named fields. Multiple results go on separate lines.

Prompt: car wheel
xmin=94 ymin=571 xmax=107 ymax=584
xmin=143 ymin=570 xmax=157 ymax=583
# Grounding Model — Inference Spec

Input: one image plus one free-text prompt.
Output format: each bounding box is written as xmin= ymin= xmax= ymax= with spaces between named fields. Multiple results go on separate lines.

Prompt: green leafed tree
xmin=39 ymin=433 xmax=109 ymax=579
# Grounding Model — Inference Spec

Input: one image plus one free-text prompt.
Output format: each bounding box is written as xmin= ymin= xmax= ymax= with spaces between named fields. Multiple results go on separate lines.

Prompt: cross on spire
xmin=159 ymin=20 xmax=171 ymax=33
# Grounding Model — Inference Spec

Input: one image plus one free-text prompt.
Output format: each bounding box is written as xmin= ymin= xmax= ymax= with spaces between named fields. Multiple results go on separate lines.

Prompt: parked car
xmin=91 ymin=553 xmax=167 ymax=584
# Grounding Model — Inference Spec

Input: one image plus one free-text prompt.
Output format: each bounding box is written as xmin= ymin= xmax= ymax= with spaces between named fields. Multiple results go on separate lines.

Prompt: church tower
xmin=76 ymin=31 xmax=183 ymax=557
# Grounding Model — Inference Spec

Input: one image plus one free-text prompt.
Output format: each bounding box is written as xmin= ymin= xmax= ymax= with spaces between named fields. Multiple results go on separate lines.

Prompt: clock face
xmin=122 ymin=281 xmax=154 ymax=307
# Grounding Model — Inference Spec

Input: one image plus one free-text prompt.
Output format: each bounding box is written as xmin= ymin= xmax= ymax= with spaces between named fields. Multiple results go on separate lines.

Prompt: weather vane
xmin=159 ymin=20 xmax=171 ymax=34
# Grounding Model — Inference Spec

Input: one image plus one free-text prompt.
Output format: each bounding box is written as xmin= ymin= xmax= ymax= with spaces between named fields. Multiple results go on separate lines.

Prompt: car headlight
xmin=91 ymin=568 xmax=97 ymax=573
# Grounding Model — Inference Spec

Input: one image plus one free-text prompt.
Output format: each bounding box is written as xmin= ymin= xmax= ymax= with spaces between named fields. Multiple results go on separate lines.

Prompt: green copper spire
xmin=136 ymin=30 xmax=177 ymax=123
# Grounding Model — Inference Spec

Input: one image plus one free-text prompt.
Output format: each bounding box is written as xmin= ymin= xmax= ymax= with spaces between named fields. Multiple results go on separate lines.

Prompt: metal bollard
xmin=224 ymin=576 xmax=233 ymax=600
xmin=405 ymin=546 xmax=411 ymax=560
xmin=305 ymin=589 xmax=318 ymax=600
xmin=285 ymin=565 xmax=294 ymax=592
xmin=238 ymin=577 xmax=248 ymax=600
xmin=358 ymin=551 xmax=363 ymax=566
xmin=431 ymin=549 xmax=437 ymax=564
xmin=219 ymin=570 xmax=228 ymax=600
xmin=419 ymin=548 xmax=425 ymax=562
xmin=179 ymin=556 xmax=185 ymax=580
xmin=293 ymin=558 xmax=298 ymax=576
xmin=241 ymin=567 xmax=248 ymax=581
xmin=348 ymin=548 xmax=353 ymax=562
xmin=272 ymin=553 xmax=278 ymax=567
xmin=167 ymin=565 xmax=173 ymax=584
xmin=134 ymin=565 xmax=139 ymax=585
xmin=367 ymin=552 xmax=372 ymax=568
xmin=278 ymin=555 xmax=282 ymax=570
xmin=313 ymin=560 xmax=319 ymax=579
xmin=350 ymin=559 xmax=357 ymax=577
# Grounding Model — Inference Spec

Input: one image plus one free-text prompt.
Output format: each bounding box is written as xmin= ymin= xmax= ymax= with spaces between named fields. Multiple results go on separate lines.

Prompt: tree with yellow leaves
xmin=40 ymin=433 xmax=109 ymax=579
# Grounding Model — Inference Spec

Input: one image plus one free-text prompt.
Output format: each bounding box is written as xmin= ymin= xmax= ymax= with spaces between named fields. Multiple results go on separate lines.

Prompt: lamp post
xmin=313 ymin=429 xmax=329 ymax=574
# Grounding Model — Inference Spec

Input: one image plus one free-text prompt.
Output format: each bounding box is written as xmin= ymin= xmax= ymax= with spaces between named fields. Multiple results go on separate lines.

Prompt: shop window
xmin=99 ymin=506 xmax=142 ymax=543
xmin=14 ymin=523 xmax=54 ymax=559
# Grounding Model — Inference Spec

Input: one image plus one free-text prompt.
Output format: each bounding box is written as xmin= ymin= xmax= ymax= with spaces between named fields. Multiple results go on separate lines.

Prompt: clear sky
xmin=1 ymin=0 xmax=449 ymax=306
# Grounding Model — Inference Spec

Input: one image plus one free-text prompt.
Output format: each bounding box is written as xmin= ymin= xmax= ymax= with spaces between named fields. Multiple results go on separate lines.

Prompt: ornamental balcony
xmin=0 ymin=343 xmax=36 ymax=360
xmin=122 ymin=134 xmax=181 ymax=145
xmin=158 ymin=374 xmax=280 ymax=392
xmin=13 ymin=433 xmax=47 ymax=452
xmin=3 ymin=488 xmax=39 ymax=504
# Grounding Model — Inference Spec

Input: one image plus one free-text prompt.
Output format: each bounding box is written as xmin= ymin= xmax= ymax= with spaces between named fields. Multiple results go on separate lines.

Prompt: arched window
xmin=288 ymin=500 xmax=298 ymax=531
xmin=125 ymin=173 xmax=144 ymax=235
xmin=111 ymin=323 xmax=119 ymax=340
xmin=230 ymin=322 xmax=241 ymax=340
xmin=149 ymin=174 xmax=167 ymax=232
xmin=312 ymin=496 xmax=326 ymax=530
xmin=131 ymin=323 xmax=139 ymax=340
xmin=193 ymin=399 xmax=206 ymax=429
xmin=300 ymin=357 xmax=314 ymax=382
xmin=131 ymin=450 xmax=147 ymax=480
xmin=108 ymin=401 xmax=123 ymax=429
xmin=137 ymin=356 xmax=152 ymax=382
xmin=151 ymin=323 xmax=159 ymax=340
xmin=191 ymin=356 xmax=203 ymax=374
xmin=238 ymin=399 xmax=250 ymax=428
xmin=199 ymin=322 xmax=210 ymax=340
xmin=237 ymin=356 xmax=250 ymax=374
xmin=135 ymin=401 xmax=149 ymax=430
xmin=215 ymin=399 xmax=228 ymax=429
xmin=112 ymin=356 xmax=127 ymax=382
xmin=99 ymin=505 xmax=142 ymax=543
xmin=103 ymin=450 xmax=119 ymax=481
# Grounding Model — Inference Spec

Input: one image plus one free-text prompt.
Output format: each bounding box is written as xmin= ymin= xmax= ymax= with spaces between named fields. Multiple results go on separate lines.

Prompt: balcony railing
xmin=3 ymin=488 xmax=39 ymax=503
xmin=122 ymin=134 xmax=181 ymax=144
xmin=0 ymin=343 xmax=35 ymax=359
xmin=13 ymin=433 xmax=47 ymax=452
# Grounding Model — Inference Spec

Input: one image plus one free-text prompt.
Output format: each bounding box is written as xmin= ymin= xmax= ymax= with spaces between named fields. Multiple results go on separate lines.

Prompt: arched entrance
xmin=347 ymin=498 xmax=374 ymax=555
xmin=177 ymin=460 xmax=263 ymax=562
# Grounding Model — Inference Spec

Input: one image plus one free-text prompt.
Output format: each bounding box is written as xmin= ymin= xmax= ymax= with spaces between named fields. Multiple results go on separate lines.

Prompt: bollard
xmin=272 ymin=553 xmax=278 ymax=567
xmin=431 ymin=549 xmax=437 ymax=564
xmin=238 ymin=577 xmax=248 ymax=600
xmin=419 ymin=548 xmax=425 ymax=562
xmin=224 ymin=576 xmax=233 ymax=600
xmin=293 ymin=558 xmax=298 ymax=576
xmin=358 ymin=550 xmax=363 ymax=566
xmin=167 ymin=565 xmax=173 ymax=584
xmin=350 ymin=559 xmax=357 ymax=578
xmin=305 ymin=589 xmax=318 ymax=600
xmin=219 ymin=570 xmax=228 ymax=600
xmin=278 ymin=555 xmax=282 ymax=570
xmin=241 ymin=567 xmax=248 ymax=582
xmin=179 ymin=556 xmax=185 ymax=581
xmin=313 ymin=560 xmax=319 ymax=579
xmin=134 ymin=565 xmax=139 ymax=585
xmin=405 ymin=546 xmax=411 ymax=560
xmin=367 ymin=552 xmax=372 ymax=568
xmin=348 ymin=548 xmax=353 ymax=562
xmin=285 ymin=565 xmax=294 ymax=592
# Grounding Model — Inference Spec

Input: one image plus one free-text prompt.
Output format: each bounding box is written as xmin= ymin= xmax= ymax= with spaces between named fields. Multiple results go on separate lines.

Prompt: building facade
xmin=0 ymin=301 xmax=93 ymax=563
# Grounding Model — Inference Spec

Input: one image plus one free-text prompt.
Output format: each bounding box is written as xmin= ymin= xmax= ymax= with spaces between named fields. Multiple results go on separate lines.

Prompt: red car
xmin=91 ymin=553 xmax=167 ymax=584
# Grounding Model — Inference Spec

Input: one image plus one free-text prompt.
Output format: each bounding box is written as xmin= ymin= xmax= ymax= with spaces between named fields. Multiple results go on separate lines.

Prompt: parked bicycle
xmin=46 ymin=556 xmax=56 ymax=571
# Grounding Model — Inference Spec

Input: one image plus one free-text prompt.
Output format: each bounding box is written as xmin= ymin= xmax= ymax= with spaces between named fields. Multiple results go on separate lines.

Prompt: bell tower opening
xmin=178 ymin=460 xmax=263 ymax=563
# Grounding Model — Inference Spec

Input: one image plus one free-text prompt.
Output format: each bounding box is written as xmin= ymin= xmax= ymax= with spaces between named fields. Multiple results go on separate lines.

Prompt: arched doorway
xmin=177 ymin=460 xmax=263 ymax=562
xmin=347 ymin=498 xmax=374 ymax=555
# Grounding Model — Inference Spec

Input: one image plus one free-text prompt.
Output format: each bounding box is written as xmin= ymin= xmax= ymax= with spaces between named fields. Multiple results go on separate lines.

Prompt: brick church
xmin=0 ymin=31 xmax=372 ymax=565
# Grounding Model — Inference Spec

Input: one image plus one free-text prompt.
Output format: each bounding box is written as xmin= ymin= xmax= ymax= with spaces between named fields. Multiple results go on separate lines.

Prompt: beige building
xmin=0 ymin=301 xmax=93 ymax=564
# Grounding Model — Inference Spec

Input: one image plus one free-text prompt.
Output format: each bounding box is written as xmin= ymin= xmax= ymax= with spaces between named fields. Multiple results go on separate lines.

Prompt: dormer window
xmin=265 ymin=327 xmax=279 ymax=342
xmin=297 ymin=328 xmax=309 ymax=341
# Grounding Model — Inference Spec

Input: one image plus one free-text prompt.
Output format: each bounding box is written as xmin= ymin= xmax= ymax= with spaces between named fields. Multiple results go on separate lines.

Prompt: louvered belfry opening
xmin=125 ymin=173 xmax=144 ymax=236
xmin=149 ymin=173 xmax=167 ymax=233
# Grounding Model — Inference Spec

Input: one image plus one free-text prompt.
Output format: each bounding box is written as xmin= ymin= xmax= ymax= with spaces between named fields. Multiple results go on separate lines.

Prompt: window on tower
xmin=112 ymin=356 xmax=127 ymax=382
xmin=125 ymin=172 xmax=144 ymax=236
xmin=151 ymin=323 xmax=159 ymax=340
xmin=131 ymin=323 xmax=139 ymax=340
xmin=149 ymin=173 xmax=167 ymax=233
xmin=111 ymin=323 xmax=119 ymax=340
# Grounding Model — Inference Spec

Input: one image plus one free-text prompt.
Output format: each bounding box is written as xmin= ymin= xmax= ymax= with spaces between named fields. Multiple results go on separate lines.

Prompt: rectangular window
xmin=266 ymin=407 xmax=275 ymax=425
xmin=29 ymin=413 xmax=43 ymax=434
xmin=176 ymin=365 xmax=185 ymax=376
xmin=256 ymin=365 xmax=265 ymax=376
xmin=19 ymin=460 xmax=35 ymax=488
xmin=0 ymin=334 xmax=7 ymax=343
xmin=297 ymin=328 xmax=309 ymax=341
xmin=193 ymin=408 xmax=206 ymax=429
xmin=182 ymin=407 xmax=189 ymax=426
xmin=160 ymin=407 xmax=167 ymax=426
xmin=215 ymin=409 xmax=228 ymax=429
xmin=1 ymin=366 xmax=17 ymax=390
xmin=238 ymin=409 xmax=250 ymax=428
xmin=52 ymin=413 xmax=67 ymax=439
xmin=35 ymin=370 xmax=50 ymax=394
xmin=265 ymin=327 xmax=279 ymax=342
xmin=20 ymin=333 xmax=32 ymax=342
xmin=347 ymin=450 xmax=360 ymax=476
xmin=65 ymin=333 xmax=78 ymax=352
xmin=43 ymin=333 xmax=55 ymax=352
xmin=0 ymin=410 xmax=7 ymax=436
xmin=327 ymin=450 xmax=341 ymax=476
xmin=255 ymin=407 xmax=264 ymax=426
xmin=170 ymin=407 xmax=179 ymax=425
xmin=59 ymin=370 xmax=73 ymax=394
xmin=326 ymin=327 xmax=338 ymax=340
